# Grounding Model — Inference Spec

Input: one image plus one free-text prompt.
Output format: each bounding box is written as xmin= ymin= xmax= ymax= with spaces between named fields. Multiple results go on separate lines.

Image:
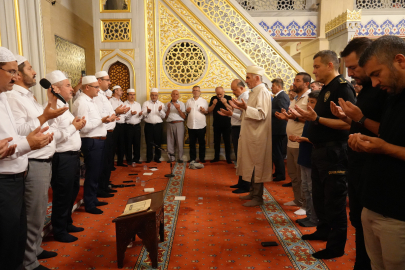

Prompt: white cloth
xmin=236 ymin=83 xmax=273 ymax=183
xmin=185 ymin=97 xmax=208 ymax=129
xmin=6 ymin=85 xmax=56 ymax=159
xmin=0 ymin=47 xmax=17 ymax=62
xmin=0 ymin=92 xmax=30 ymax=174
xmin=15 ymin=55 xmax=27 ymax=66
xmin=165 ymin=100 xmax=185 ymax=122
xmin=286 ymin=90 xmax=310 ymax=148
xmin=93 ymin=90 xmax=116 ymax=130
xmin=45 ymin=70 xmax=67 ymax=85
xmin=72 ymin=89 xmax=82 ymax=103
xmin=109 ymin=97 xmax=126 ymax=124
xmin=82 ymin=76 xmax=97 ymax=85
xmin=71 ymin=93 xmax=107 ymax=137
xmin=142 ymin=100 xmax=165 ymax=124
xmin=95 ymin=71 xmax=108 ymax=78
xmin=50 ymin=100 xmax=81 ymax=152
xmin=231 ymin=91 xmax=249 ymax=126
xmin=246 ymin=65 xmax=265 ymax=76
xmin=124 ymin=100 xmax=143 ymax=125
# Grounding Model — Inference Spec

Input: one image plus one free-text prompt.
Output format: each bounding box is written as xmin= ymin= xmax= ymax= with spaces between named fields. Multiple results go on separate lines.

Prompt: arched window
xmin=108 ymin=61 xmax=130 ymax=101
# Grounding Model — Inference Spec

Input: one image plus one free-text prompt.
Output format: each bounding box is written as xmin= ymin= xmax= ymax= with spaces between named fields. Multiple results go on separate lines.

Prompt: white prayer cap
xmin=151 ymin=88 xmax=158 ymax=93
xmin=15 ymin=55 xmax=27 ymax=66
xmin=127 ymin=89 xmax=135 ymax=93
xmin=45 ymin=70 xmax=67 ymax=85
xmin=113 ymin=85 xmax=121 ymax=90
xmin=0 ymin=47 xmax=17 ymax=62
xmin=82 ymin=75 xmax=97 ymax=85
xmin=106 ymin=89 xmax=112 ymax=97
xmin=95 ymin=70 xmax=108 ymax=78
xmin=246 ymin=65 xmax=265 ymax=76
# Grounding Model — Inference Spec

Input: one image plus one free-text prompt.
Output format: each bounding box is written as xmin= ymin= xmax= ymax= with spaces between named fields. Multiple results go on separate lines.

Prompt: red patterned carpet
xmin=41 ymin=161 xmax=356 ymax=269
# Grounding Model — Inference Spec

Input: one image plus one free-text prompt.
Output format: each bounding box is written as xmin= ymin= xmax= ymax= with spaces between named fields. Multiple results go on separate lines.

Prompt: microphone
xmin=39 ymin=78 xmax=67 ymax=104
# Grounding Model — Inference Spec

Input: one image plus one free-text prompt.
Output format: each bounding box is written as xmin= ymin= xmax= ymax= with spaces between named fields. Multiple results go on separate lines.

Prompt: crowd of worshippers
xmin=1 ymin=34 xmax=405 ymax=270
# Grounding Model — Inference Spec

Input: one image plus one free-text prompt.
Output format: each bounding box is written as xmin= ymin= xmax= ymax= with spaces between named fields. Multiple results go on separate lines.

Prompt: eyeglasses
xmin=0 ymin=67 xmax=18 ymax=77
xmin=87 ymin=85 xmax=100 ymax=89
xmin=100 ymin=78 xmax=110 ymax=82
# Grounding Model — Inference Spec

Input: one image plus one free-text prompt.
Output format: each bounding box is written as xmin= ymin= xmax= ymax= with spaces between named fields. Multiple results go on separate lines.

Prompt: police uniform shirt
xmin=7 ymin=84 xmax=56 ymax=159
xmin=50 ymin=99 xmax=81 ymax=153
xmin=165 ymin=100 xmax=185 ymax=122
xmin=124 ymin=100 xmax=143 ymax=125
xmin=142 ymin=100 xmax=165 ymax=124
xmin=72 ymin=93 xmax=107 ymax=137
xmin=307 ymin=75 xmax=356 ymax=144
xmin=110 ymin=97 xmax=126 ymax=124
xmin=0 ymin=92 xmax=30 ymax=174
xmin=362 ymin=89 xmax=405 ymax=222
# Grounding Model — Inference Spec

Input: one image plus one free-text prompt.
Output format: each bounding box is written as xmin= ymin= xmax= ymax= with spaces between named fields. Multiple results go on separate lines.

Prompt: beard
xmin=22 ymin=73 xmax=36 ymax=88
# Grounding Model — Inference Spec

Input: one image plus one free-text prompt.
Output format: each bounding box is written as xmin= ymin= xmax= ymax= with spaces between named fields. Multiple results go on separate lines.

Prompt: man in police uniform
xmin=293 ymin=50 xmax=355 ymax=259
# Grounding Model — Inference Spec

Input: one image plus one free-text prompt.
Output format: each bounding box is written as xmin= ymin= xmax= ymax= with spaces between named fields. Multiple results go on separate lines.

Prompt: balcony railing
xmin=235 ymin=0 xmax=306 ymax=11
xmin=356 ymin=0 xmax=405 ymax=9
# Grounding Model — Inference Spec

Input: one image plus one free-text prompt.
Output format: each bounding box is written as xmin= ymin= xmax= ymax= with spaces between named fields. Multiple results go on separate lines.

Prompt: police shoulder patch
xmin=339 ymin=78 xmax=347 ymax=84
xmin=324 ymin=91 xmax=330 ymax=102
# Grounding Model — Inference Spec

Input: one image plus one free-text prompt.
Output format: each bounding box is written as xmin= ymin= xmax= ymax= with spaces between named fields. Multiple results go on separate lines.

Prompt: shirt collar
xmin=83 ymin=93 xmax=93 ymax=101
xmin=274 ymin=90 xmax=283 ymax=97
xmin=57 ymin=99 xmax=69 ymax=108
xmin=13 ymin=84 xmax=32 ymax=96
xmin=295 ymin=89 xmax=311 ymax=101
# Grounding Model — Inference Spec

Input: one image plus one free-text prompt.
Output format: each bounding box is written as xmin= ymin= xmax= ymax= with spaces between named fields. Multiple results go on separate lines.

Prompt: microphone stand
xmin=150 ymin=142 xmax=175 ymax=178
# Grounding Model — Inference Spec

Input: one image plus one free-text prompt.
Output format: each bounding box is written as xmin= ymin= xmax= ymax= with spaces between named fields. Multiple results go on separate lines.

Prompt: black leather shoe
xmin=146 ymin=160 xmax=152 ymax=163
xmin=111 ymin=167 xmax=116 ymax=171
xmin=136 ymin=161 xmax=142 ymax=164
xmin=54 ymin=233 xmax=78 ymax=243
xmin=86 ymin=207 xmax=103 ymax=214
xmin=200 ymin=159 xmax=206 ymax=163
xmin=33 ymin=265 xmax=51 ymax=270
xmin=96 ymin=201 xmax=108 ymax=206
xmin=312 ymin=249 xmax=344 ymax=259
xmin=301 ymin=231 xmax=328 ymax=241
xmin=232 ymin=188 xmax=249 ymax=194
xmin=97 ymin=190 xmax=114 ymax=198
xmin=230 ymin=184 xmax=241 ymax=188
xmin=296 ymin=217 xmax=310 ymax=223
xmin=117 ymin=163 xmax=128 ymax=167
xmin=67 ymin=224 xmax=84 ymax=232
xmin=273 ymin=178 xmax=285 ymax=182
xmin=154 ymin=160 xmax=161 ymax=163
xmin=37 ymin=250 xmax=58 ymax=260
xmin=210 ymin=158 xmax=219 ymax=163
xmin=282 ymin=182 xmax=292 ymax=187
xmin=105 ymin=188 xmax=117 ymax=193
xmin=226 ymin=160 xmax=233 ymax=164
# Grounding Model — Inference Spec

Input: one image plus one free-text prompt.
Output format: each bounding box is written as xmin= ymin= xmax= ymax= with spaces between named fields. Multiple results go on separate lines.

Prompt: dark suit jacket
xmin=271 ymin=91 xmax=290 ymax=135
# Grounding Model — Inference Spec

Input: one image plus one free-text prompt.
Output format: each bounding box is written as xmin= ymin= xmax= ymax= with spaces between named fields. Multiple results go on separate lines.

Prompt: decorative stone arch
xmin=101 ymin=53 xmax=135 ymax=93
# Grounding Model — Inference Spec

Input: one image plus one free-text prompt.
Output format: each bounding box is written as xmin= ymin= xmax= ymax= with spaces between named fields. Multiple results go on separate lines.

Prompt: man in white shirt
xmin=142 ymin=88 xmax=165 ymax=163
xmin=7 ymin=55 xmax=70 ymax=270
xmin=106 ymin=89 xmax=112 ymax=99
xmin=276 ymin=72 xmax=312 ymax=217
xmin=110 ymin=85 xmax=128 ymax=166
xmin=124 ymin=89 xmax=143 ymax=164
xmin=45 ymin=70 xmax=87 ymax=243
xmin=72 ymin=76 xmax=113 ymax=215
xmin=219 ymin=79 xmax=250 ymax=193
xmin=0 ymin=47 xmax=53 ymax=270
xmin=165 ymin=90 xmax=186 ymax=163
xmin=185 ymin=85 xmax=208 ymax=163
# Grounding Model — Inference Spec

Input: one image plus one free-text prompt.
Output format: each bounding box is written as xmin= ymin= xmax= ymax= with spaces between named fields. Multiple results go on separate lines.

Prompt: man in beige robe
xmin=230 ymin=65 xmax=272 ymax=207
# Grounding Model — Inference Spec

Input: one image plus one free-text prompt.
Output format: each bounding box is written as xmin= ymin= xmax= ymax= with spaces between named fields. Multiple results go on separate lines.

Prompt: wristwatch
xmin=358 ymin=115 xmax=367 ymax=125
xmin=313 ymin=115 xmax=320 ymax=125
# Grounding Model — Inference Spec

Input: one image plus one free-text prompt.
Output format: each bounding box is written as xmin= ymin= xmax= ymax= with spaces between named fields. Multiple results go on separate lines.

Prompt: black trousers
xmin=100 ymin=131 xmax=114 ymax=191
xmin=144 ymin=122 xmax=163 ymax=161
xmin=213 ymin=125 xmax=231 ymax=160
xmin=231 ymin=126 xmax=241 ymax=160
xmin=81 ymin=138 xmax=105 ymax=210
xmin=113 ymin=123 xmax=126 ymax=164
xmin=272 ymin=135 xmax=286 ymax=180
xmin=347 ymin=152 xmax=371 ymax=269
xmin=189 ymin=127 xmax=206 ymax=161
xmin=51 ymin=151 xmax=80 ymax=237
xmin=126 ymin=123 xmax=141 ymax=163
xmin=311 ymin=143 xmax=348 ymax=253
xmin=0 ymin=174 xmax=26 ymax=270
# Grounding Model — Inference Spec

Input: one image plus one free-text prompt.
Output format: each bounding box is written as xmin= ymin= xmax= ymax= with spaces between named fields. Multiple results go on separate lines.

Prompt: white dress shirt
xmin=185 ymin=97 xmax=208 ymax=129
xmin=124 ymin=100 xmax=143 ymax=125
xmin=93 ymin=90 xmax=116 ymax=130
xmin=49 ymin=100 xmax=81 ymax=152
xmin=0 ymin=92 xmax=30 ymax=174
xmin=231 ymin=91 xmax=250 ymax=126
xmin=165 ymin=100 xmax=185 ymax=122
xmin=142 ymin=100 xmax=165 ymax=124
xmin=110 ymin=97 xmax=126 ymax=124
xmin=71 ymin=93 xmax=107 ymax=137
xmin=72 ymin=89 xmax=82 ymax=103
xmin=7 ymin=85 xmax=56 ymax=159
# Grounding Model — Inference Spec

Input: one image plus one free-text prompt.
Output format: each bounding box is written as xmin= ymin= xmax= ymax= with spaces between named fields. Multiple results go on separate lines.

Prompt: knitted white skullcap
xmin=95 ymin=71 xmax=108 ymax=78
xmin=45 ymin=70 xmax=67 ymax=84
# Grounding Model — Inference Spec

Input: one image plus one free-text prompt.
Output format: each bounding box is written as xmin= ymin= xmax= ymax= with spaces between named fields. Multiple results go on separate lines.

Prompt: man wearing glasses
xmin=185 ymin=85 xmax=208 ymax=163
xmin=72 ymin=76 xmax=114 ymax=215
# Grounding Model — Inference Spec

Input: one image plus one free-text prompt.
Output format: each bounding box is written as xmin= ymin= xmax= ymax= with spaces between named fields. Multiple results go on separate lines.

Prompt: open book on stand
xmin=120 ymin=199 xmax=151 ymax=217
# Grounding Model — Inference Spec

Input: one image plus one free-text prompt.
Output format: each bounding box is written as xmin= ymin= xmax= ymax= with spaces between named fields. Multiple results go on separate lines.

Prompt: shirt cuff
xmin=16 ymin=137 xmax=31 ymax=155
xmin=67 ymin=124 xmax=78 ymax=136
